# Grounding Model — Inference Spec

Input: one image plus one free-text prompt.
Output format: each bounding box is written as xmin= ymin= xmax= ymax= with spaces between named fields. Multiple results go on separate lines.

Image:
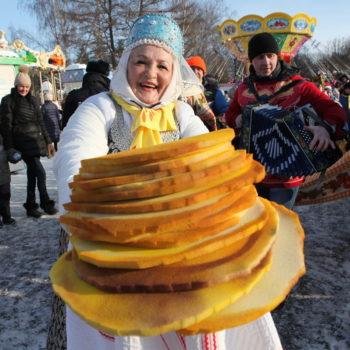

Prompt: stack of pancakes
xmin=50 ymin=129 xmax=305 ymax=336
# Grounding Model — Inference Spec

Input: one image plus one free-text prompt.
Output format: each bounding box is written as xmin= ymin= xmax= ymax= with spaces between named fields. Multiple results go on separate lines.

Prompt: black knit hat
xmin=86 ymin=60 xmax=110 ymax=76
xmin=248 ymin=32 xmax=279 ymax=61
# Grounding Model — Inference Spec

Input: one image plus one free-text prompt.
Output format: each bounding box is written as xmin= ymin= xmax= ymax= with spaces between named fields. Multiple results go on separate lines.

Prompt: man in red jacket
xmin=225 ymin=32 xmax=347 ymax=208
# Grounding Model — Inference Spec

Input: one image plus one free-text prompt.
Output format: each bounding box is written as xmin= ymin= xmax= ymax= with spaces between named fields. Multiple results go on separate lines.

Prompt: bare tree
xmin=294 ymin=37 xmax=350 ymax=81
xmin=12 ymin=0 xmax=350 ymax=86
xmin=7 ymin=26 xmax=49 ymax=51
xmin=18 ymin=0 xmax=236 ymax=81
xmin=169 ymin=0 xmax=235 ymax=81
xmin=21 ymin=0 xmax=76 ymax=62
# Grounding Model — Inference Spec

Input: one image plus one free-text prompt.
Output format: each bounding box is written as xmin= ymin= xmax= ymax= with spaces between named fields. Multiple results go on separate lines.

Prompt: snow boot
xmin=0 ymin=204 xmax=16 ymax=225
xmin=23 ymin=202 xmax=42 ymax=218
xmin=40 ymin=199 xmax=58 ymax=215
xmin=3 ymin=217 xmax=16 ymax=225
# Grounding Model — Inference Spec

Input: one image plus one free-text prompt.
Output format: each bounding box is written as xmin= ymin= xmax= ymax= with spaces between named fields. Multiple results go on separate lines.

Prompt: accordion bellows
xmin=238 ymin=104 xmax=342 ymax=177
xmin=50 ymin=129 xmax=305 ymax=336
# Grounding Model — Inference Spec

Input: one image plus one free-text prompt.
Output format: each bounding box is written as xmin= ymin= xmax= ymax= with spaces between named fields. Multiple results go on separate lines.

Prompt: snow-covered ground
xmin=273 ymin=198 xmax=350 ymax=350
xmin=0 ymin=159 xmax=348 ymax=349
xmin=0 ymin=159 xmax=60 ymax=349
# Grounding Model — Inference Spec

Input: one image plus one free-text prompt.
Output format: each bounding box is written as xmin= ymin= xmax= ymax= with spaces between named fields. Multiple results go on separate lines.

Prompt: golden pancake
xmin=180 ymin=203 xmax=305 ymax=334
xmin=75 ymin=143 xmax=237 ymax=181
xmin=65 ymin=162 xmax=264 ymax=214
xmin=79 ymin=128 xmax=235 ymax=169
xmin=70 ymin=154 xmax=254 ymax=203
xmin=72 ymin=202 xmax=277 ymax=292
xmin=52 ymin=130 xmax=305 ymax=337
xmin=120 ymin=186 xmax=258 ymax=248
xmin=64 ymin=185 xmax=256 ymax=245
xmin=62 ymin=189 xmax=252 ymax=239
xmin=49 ymin=248 xmax=270 ymax=336
xmin=70 ymin=199 xmax=271 ymax=269
xmin=66 ymin=213 xmax=238 ymax=247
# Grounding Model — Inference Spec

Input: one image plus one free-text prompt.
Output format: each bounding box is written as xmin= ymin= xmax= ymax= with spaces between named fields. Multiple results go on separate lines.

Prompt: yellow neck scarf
xmin=112 ymin=94 xmax=176 ymax=149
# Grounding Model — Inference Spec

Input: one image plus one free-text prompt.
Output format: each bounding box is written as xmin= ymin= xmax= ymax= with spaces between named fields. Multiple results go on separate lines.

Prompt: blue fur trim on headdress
xmin=125 ymin=14 xmax=184 ymax=58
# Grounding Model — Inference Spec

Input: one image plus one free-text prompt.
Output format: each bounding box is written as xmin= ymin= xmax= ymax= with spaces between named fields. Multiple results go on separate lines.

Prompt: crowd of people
xmin=0 ymin=12 xmax=349 ymax=350
xmin=0 ymin=59 xmax=112 ymax=222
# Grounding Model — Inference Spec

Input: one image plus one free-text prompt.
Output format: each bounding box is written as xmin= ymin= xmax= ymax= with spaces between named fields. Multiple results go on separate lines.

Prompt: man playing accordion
xmin=225 ymin=32 xmax=347 ymax=208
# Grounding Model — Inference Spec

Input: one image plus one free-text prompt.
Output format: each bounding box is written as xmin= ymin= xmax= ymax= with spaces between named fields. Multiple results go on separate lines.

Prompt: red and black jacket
xmin=225 ymin=62 xmax=347 ymax=188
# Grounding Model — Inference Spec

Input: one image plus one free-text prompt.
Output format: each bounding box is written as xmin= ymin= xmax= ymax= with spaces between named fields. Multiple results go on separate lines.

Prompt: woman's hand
xmin=47 ymin=143 xmax=56 ymax=158
xmin=235 ymin=114 xmax=242 ymax=128
xmin=305 ymin=125 xmax=335 ymax=152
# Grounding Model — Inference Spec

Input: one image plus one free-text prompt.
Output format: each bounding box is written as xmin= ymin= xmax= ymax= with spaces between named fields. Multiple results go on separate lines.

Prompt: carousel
xmin=0 ymin=31 xmax=66 ymax=103
xmin=217 ymin=12 xmax=316 ymax=64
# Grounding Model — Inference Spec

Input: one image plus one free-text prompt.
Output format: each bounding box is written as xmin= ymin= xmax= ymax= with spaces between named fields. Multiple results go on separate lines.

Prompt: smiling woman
xmin=127 ymin=46 xmax=174 ymax=105
xmin=0 ymin=65 xmax=57 ymax=219
xmin=51 ymin=13 xmax=283 ymax=350
xmin=16 ymin=84 xmax=31 ymax=96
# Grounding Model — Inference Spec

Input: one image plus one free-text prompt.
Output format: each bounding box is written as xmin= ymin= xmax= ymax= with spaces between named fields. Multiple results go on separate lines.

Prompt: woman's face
xmin=127 ymin=45 xmax=173 ymax=105
xmin=17 ymin=85 xmax=30 ymax=97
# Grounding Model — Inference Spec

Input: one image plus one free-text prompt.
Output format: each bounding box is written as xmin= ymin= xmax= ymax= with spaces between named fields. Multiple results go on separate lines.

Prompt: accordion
xmin=237 ymin=104 xmax=342 ymax=178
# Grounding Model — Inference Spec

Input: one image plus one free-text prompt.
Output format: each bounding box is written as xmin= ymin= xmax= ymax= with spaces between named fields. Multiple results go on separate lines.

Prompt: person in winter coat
xmin=339 ymin=82 xmax=350 ymax=123
xmin=0 ymin=65 xmax=57 ymax=218
xmin=204 ymin=74 xmax=229 ymax=128
xmin=339 ymin=74 xmax=349 ymax=88
xmin=225 ymin=32 xmax=347 ymax=208
xmin=185 ymin=56 xmax=217 ymax=131
xmin=0 ymin=133 xmax=15 ymax=226
xmin=41 ymin=92 xmax=61 ymax=150
xmin=62 ymin=60 xmax=110 ymax=128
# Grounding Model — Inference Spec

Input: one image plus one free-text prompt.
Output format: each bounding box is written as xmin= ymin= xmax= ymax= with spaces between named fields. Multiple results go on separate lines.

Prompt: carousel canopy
xmin=0 ymin=31 xmax=66 ymax=70
xmin=217 ymin=13 xmax=317 ymax=63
